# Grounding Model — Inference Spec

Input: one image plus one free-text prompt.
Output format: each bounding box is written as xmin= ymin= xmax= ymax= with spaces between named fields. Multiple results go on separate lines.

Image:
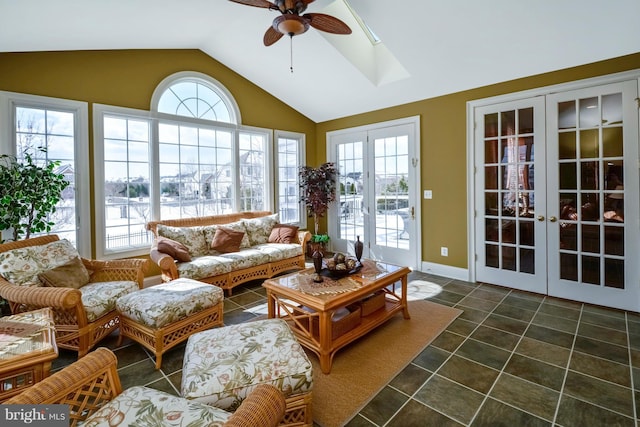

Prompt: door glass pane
xmin=558 ymin=101 xmax=576 ymax=129
xmin=520 ymin=248 xmax=535 ymax=274
xmin=580 ymin=161 xmax=598 ymax=190
xmin=579 ymin=97 xmax=599 ymax=128
xmin=556 ymin=92 xmax=625 ymax=288
xmin=501 ymin=111 xmax=516 ymax=136
xmin=560 ymin=253 xmax=578 ymax=281
xmin=558 ymin=132 xmax=576 ymax=159
xmin=373 ymin=136 xmax=409 ymax=250
xmin=483 ymin=106 xmax=537 ymax=274
xmin=485 ymin=113 xmax=498 ymax=138
xmin=580 ymin=129 xmax=599 ymax=158
xmin=602 ymin=93 xmax=623 ymax=125
xmin=605 ymin=258 xmax=624 ymax=288
xmin=485 ymin=193 xmax=498 ymax=215
xmin=485 ymin=140 xmax=499 ymax=163
xmin=338 ymin=141 xmax=364 ymax=243
xmin=559 ymin=163 xmax=577 ymax=190
xmin=518 ymin=108 xmax=534 ymax=134
xmin=603 ymin=127 xmax=623 ymax=157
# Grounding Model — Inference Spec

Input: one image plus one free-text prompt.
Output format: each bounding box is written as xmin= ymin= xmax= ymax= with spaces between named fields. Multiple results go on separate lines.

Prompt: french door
xmin=327 ymin=118 xmax=419 ymax=269
xmin=474 ymin=97 xmax=547 ymax=294
xmin=546 ymin=81 xmax=639 ymax=310
xmin=474 ymin=79 xmax=640 ymax=311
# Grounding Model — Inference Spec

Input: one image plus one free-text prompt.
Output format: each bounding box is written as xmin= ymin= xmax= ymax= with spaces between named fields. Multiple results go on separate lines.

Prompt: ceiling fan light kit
xmin=274 ymin=15 xmax=309 ymax=36
xmin=230 ymin=0 xmax=352 ymax=72
xmin=229 ymin=0 xmax=352 ymax=44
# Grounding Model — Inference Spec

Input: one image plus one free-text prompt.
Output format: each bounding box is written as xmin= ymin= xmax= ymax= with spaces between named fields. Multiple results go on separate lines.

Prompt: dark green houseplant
xmin=299 ymin=162 xmax=338 ymax=249
xmin=0 ymin=149 xmax=69 ymax=242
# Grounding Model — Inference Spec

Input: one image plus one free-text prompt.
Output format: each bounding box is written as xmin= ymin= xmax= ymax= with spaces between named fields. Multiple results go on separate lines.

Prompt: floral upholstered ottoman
xmin=181 ymin=318 xmax=314 ymax=427
xmin=116 ymin=278 xmax=223 ymax=369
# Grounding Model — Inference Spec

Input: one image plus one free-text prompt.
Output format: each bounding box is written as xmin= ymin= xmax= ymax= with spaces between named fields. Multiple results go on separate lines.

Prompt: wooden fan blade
xmin=228 ymin=0 xmax=275 ymax=9
xmin=264 ymin=26 xmax=284 ymax=46
xmin=303 ymin=13 xmax=352 ymax=35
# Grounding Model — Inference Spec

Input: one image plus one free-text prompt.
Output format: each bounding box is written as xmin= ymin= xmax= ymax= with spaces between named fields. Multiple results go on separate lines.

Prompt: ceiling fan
xmin=229 ymin=0 xmax=352 ymax=46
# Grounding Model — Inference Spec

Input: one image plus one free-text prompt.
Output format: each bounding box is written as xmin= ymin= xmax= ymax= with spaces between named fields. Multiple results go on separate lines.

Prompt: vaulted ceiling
xmin=1 ymin=0 xmax=639 ymax=122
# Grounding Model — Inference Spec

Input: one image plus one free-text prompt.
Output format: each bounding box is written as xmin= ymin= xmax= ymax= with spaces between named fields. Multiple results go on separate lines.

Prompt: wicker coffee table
xmin=263 ymin=260 xmax=410 ymax=374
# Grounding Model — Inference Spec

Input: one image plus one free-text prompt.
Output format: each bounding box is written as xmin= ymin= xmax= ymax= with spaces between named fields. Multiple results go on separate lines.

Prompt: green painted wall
xmin=316 ymin=52 xmax=640 ymax=269
xmin=0 ymin=49 xmax=316 ymax=269
xmin=1 ymin=49 xmax=639 ymax=273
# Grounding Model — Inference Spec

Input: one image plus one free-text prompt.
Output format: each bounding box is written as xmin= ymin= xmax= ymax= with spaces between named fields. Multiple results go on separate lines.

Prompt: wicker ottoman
xmin=116 ymin=278 xmax=224 ymax=369
xmin=181 ymin=318 xmax=313 ymax=427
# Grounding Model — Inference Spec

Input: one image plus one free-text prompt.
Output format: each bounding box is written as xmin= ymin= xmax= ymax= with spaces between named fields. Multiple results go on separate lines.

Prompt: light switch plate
xmin=424 ymin=190 xmax=432 ymax=199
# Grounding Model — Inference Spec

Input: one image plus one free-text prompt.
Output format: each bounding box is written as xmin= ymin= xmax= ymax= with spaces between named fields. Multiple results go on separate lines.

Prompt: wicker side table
xmin=0 ymin=307 xmax=58 ymax=402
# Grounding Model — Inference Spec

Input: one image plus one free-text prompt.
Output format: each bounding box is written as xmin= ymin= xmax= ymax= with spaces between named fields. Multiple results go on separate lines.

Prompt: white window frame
xmin=93 ymin=104 xmax=154 ymax=259
xmin=93 ymin=100 xmax=276 ymax=259
xmin=274 ymin=130 xmax=306 ymax=228
xmin=151 ymin=71 xmax=241 ymax=125
xmin=0 ymin=91 xmax=90 ymax=257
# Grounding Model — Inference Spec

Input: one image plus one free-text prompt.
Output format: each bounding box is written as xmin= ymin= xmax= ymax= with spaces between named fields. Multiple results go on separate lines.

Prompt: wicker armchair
xmin=0 ymin=235 xmax=148 ymax=358
xmin=5 ymin=347 xmax=286 ymax=427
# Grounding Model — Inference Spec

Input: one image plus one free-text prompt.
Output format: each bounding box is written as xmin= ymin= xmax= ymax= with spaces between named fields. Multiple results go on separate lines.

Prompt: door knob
xmin=537 ymin=215 xmax=544 ymax=221
xmin=549 ymin=216 xmax=557 ymax=222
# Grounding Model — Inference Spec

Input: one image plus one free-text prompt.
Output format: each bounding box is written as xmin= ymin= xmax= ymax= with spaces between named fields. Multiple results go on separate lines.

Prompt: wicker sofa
xmin=0 ymin=235 xmax=148 ymax=358
xmin=147 ymin=211 xmax=311 ymax=295
xmin=6 ymin=347 xmax=287 ymax=427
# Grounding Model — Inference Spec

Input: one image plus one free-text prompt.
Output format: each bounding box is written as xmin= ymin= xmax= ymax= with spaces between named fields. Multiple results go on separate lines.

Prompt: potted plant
xmin=0 ymin=148 xmax=69 ymax=243
xmin=299 ymin=162 xmax=338 ymax=254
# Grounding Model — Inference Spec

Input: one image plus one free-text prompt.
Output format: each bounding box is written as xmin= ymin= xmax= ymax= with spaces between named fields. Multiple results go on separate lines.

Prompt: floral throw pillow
xmin=156 ymin=225 xmax=208 ymax=257
xmin=243 ymin=214 xmax=279 ymax=246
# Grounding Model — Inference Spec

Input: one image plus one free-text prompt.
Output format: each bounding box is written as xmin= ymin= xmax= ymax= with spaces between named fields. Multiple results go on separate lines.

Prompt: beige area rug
xmin=310 ymin=299 xmax=462 ymax=427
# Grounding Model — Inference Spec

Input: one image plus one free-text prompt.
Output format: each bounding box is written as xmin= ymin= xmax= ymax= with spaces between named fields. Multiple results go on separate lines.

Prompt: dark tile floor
xmin=52 ymin=271 xmax=640 ymax=426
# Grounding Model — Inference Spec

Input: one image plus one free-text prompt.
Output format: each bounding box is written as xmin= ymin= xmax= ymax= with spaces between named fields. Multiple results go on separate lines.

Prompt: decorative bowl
xmin=324 ymin=256 xmax=361 ymax=278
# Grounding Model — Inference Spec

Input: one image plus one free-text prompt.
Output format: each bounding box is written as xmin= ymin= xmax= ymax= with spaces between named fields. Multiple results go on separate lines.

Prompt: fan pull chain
xmin=289 ymin=34 xmax=294 ymax=73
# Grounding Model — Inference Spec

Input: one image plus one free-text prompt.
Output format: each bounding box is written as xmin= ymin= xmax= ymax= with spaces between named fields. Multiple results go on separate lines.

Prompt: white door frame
xmin=467 ymin=69 xmax=640 ymax=309
xmin=326 ymin=116 xmax=421 ymax=269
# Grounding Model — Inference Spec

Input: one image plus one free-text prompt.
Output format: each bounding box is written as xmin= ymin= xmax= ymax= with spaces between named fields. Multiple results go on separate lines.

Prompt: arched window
xmin=94 ymin=71 xmax=304 ymax=259
xmin=151 ymin=71 xmax=240 ymax=124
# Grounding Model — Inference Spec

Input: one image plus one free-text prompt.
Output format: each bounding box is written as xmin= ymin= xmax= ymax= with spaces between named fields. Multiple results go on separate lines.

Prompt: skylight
xmin=319 ymin=0 xmax=409 ymax=86
xmin=343 ymin=0 xmax=381 ymax=45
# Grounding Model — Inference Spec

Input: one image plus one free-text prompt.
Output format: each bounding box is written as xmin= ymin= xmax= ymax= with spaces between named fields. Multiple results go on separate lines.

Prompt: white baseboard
xmin=418 ymin=261 xmax=469 ymax=282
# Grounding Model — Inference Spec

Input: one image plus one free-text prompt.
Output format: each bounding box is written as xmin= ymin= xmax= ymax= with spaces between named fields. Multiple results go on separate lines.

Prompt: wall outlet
xmin=440 ymin=247 xmax=448 ymax=256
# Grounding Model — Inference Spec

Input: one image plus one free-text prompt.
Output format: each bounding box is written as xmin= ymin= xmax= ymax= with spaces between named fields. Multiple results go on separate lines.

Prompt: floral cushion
xmin=242 ymin=214 xmax=279 ymax=246
xmin=181 ymin=318 xmax=313 ymax=410
xmin=116 ymin=279 xmax=224 ymax=329
xmin=0 ymin=239 xmax=80 ymax=287
xmin=156 ymin=225 xmax=208 ymax=257
xmin=203 ymin=221 xmax=251 ymax=251
xmin=80 ymin=386 xmax=230 ymax=427
xmin=219 ymin=249 xmax=271 ymax=270
xmin=254 ymin=243 xmax=303 ymax=262
xmin=80 ymin=280 xmax=139 ymax=322
xmin=176 ymin=256 xmax=233 ymax=281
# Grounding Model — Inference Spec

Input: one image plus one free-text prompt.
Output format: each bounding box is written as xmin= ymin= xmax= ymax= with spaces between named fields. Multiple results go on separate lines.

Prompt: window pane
xmin=102 ymin=115 xmax=152 ymax=251
xmin=277 ymin=135 xmax=302 ymax=224
xmin=13 ymin=106 xmax=78 ymax=246
xmin=157 ymin=79 xmax=234 ymax=124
